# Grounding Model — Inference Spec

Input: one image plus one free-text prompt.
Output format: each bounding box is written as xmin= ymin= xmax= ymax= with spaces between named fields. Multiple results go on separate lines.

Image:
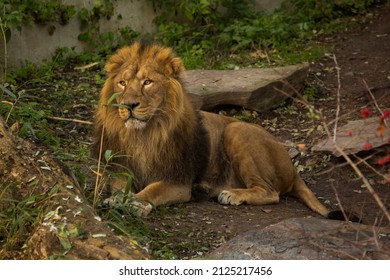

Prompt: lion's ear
xmin=154 ymin=46 xmax=185 ymax=78
xmin=105 ymin=46 xmax=133 ymax=76
xmin=169 ymin=57 xmax=185 ymax=78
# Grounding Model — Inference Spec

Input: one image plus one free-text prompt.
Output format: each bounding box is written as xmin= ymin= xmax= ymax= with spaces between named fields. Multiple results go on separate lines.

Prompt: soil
xmin=1 ymin=4 xmax=389 ymax=260
xmin=143 ymin=4 xmax=390 ymax=259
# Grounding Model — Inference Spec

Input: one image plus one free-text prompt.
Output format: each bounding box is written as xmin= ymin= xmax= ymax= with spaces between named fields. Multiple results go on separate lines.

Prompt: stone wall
xmin=5 ymin=0 xmax=157 ymax=67
xmin=3 ymin=0 xmax=283 ymax=67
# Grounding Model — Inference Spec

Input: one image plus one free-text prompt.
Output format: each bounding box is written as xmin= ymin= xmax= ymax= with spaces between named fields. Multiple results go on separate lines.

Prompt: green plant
xmin=153 ymin=0 xmax=383 ymax=69
xmin=0 ymin=84 xmax=60 ymax=146
xmin=77 ymin=0 xmax=114 ymax=45
xmin=0 ymin=181 xmax=57 ymax=257
xmin=0 ymin=0 xmax=76 ymax=37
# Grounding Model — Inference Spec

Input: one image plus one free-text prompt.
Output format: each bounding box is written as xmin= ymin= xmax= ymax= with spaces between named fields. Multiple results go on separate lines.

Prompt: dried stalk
xmin=46 ymin=116 xmax=93 ymax=125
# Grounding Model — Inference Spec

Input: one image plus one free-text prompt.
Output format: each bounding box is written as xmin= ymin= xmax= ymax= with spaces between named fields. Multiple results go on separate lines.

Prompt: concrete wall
xmin=3 ymin=0 xmax=283 ymax=67
xmin=5 ymin=0 xmax=157 ymax=67
xmin=254 ymin=0 xmax=284 ymax=12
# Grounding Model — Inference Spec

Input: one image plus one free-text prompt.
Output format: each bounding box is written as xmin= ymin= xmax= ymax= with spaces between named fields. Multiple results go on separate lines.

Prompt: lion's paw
xmin=129 ymin=200 xmax=153 ymax=217
xmin=218 ymin=190 xmax=242 ymax=206
xmin=103 ymin=195 xmax=123 ymax=208
xmin=103 ymin=195 xmax=153 ymax=217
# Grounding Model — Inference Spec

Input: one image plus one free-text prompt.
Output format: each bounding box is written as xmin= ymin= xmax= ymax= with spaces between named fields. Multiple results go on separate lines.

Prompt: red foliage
xmin=380 ymin=109 xmax=390 ymax=121
xmin=361 ymin=108 xmax=373 ymax=118
xmin=363 ymin=143 xmax=373 ymax=151
xmin=377 ymin=155 xmax=390 ymax=165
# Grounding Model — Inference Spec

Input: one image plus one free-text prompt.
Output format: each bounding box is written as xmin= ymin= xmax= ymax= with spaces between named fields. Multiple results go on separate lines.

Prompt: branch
xmin=332 ymin=54 xmax=342 ymax=143
xmin=46 ymin=116 xmax=93 ymax=125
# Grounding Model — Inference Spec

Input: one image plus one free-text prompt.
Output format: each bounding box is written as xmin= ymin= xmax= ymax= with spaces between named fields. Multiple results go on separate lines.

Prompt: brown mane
xmin=93 ymin=42 xmax=206 ymax=191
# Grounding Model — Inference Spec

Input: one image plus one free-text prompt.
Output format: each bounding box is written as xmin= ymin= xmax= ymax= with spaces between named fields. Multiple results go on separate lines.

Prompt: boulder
xmin=207 ymin=217 xmax=390 ymax=260
xmin=182 ymin=64 xmax=309 ymax=111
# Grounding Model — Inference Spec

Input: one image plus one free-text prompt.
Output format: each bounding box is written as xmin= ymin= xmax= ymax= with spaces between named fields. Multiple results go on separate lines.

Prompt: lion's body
xmin=93 ymin=42 xmax=333 ymax=218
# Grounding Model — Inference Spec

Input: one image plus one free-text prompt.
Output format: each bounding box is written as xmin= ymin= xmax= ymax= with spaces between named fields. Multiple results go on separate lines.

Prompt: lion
xmin=93 ymin=41 xmax=358 ymax=221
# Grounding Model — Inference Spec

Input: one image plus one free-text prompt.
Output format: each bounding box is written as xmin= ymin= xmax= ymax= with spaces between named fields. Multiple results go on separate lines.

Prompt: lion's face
xmin=115 ymin=67 xmax=167 ymax=130
xmin=103 ymin=42 xmax=185 ymax=130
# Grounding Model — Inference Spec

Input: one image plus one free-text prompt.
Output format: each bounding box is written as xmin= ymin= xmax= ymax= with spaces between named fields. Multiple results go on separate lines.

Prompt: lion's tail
xmin=291 ymin=175 xmax=361 ymax=222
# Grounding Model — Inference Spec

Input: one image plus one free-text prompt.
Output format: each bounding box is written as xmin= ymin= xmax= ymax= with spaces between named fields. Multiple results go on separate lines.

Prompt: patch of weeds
xmin=89 ymin=149 xmax=182 ymax=259
xmin=56 ymin=221 xmax=84 ymax=252
xmin=0 ymin=181 xmax=57 ymax=259
xmin=104 ymin=204 xmax=180 ymax=259
xmin=1 ymin=100 xmax=58 ymax=148
xmin=233 ymin=109 xmax=253 ymax=122
xmin=153 ymin=0 xmax=382 ymax=69
xmin=303 ymin=83 xmax=319 ymax=102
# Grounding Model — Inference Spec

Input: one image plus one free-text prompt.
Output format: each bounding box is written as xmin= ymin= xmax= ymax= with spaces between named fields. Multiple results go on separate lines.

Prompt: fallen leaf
xmin=92 ymin=233 xmax=107 ymax=238
xmin=260 ymin=208 xmax=272 ymax=213
xmin=376 ymin=118 xmax=386 ymax=137
xmin=10 ymin=122 xmax=19 ymax=134
xmin=297 ymin=143 xmax=306 ymax=151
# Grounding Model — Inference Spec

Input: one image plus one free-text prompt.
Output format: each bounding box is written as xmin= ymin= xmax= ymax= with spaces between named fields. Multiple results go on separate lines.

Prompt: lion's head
xmin=93 ymin=42 xmax=198 ymax=175
xmin=97 ymin=42 xmax=188 ymax=132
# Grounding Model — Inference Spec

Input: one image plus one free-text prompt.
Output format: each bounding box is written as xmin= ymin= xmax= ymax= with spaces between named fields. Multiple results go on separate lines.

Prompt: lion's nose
xmin=124 ymin=102 xmax=140 ymax=111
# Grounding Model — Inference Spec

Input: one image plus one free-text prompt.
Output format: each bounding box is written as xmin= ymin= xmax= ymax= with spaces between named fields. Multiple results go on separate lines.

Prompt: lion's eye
xmin=143 ymin=80 xmax=152 ymax=86
xmin=119 ymin=80 xmax=126 ymax=87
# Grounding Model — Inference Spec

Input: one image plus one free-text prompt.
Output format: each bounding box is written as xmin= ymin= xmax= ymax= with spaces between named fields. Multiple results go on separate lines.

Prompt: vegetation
xmin=0 ymin=0 xmax=388 ymax=259
xmin=152 ymin=0 xmax=384 ymax=69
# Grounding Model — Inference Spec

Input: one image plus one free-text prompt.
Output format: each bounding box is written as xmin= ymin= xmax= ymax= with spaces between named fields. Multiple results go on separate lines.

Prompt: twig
xmin=363 ymin=79 xmax=383 ymax=116
xmin=276 ymin=75 xmax=390 ymax=223
xmin=93 ymin=124 xmax=105 ymax=207
xmin=319 ymin=110 xmax=390 ymax=223
xmin=74 ymin=62 xmax=99 ymax=70
xmin=46 ymin=116 xmax=93 ymax=125
xmin=330 ymin=182 xmax=349 ymax=221
xmin=362 ymin=79 xmax=388 ymax=128
xmin=314 ymin=153 xmax=375 ymax=176
xmin=332 ymin=54 xmax=341 ymax=143
xmin=0 ymin=8 xmax=7 ymax=83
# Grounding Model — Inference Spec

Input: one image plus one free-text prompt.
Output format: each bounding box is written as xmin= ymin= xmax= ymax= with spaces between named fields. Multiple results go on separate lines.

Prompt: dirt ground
xmin=143 ymin=4 xmax=390 ymax=259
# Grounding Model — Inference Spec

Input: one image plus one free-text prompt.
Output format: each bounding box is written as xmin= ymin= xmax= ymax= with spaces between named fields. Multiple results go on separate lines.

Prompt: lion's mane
xmin=93 ymin=42 xmax=209 ymax=192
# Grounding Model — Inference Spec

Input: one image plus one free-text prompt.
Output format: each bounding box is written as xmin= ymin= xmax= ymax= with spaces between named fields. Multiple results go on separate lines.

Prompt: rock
xmin=313 ymin=117 xmax=390 ymax=156
xmin=182 ymin=64 xmax=309 ymax=111
xmin=207 ymin=217 xmax=390 ymax=260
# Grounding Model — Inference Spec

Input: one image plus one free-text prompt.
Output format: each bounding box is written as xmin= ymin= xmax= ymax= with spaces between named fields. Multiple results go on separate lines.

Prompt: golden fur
xmin=93 ymin=42 xmax=348 ymax=219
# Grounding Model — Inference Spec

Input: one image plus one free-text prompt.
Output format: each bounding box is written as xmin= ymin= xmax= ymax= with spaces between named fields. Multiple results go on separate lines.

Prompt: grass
xmin=0 ymin=181 xmax=58 ymax=259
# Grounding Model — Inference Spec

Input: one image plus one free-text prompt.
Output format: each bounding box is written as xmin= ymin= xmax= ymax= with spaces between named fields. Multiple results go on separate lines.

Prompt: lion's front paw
xmin=103 ymin=195 xmax=153 ymax=217
xmin=103 ymin=195 xmax=122 ymax=208
xmin=218 ymin=190 xmax=242 ymax=205
xmin=129 ymin=200 xmax=153 ymax=217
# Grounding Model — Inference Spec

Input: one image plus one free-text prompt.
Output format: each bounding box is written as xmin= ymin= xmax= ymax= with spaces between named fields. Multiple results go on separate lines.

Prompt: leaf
xmin=44 ymin=206 xmax=63 ymax=221
xmin=104 ymin=149 xmax=113 ymax=162
xmin=59 ymin=237 xmax=72 ymax=250
xmin=297 ymin=144 xmax=306 ymax=152
xmin=110 ymin=103 xmax=128 ymax=108
xmin=260 ymin=207 xmax=273 ymax=213
xmin=92 ymin=233 xmax=106 ymax=238
xmin=0 ymin=84 xmax=16 ymax=99
xmin=376 ymin=118 xmax=386 ymax=138
xmin=106 ymin=91 xmax=123 ymax=106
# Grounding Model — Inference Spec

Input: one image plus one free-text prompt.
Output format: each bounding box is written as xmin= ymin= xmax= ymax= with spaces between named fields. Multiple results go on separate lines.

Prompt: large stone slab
xmin=314 ymin=117 xmax=390 ymax=156
xmin=182 ymin=64 xmax=309 ymax=111
xmin=207 ymin=217 xmax=390 ymax=260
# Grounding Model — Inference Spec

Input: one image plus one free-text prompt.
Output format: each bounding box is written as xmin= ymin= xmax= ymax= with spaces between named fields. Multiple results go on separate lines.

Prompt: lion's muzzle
xmin=118 ymin=104 xmax=148 ymax=130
